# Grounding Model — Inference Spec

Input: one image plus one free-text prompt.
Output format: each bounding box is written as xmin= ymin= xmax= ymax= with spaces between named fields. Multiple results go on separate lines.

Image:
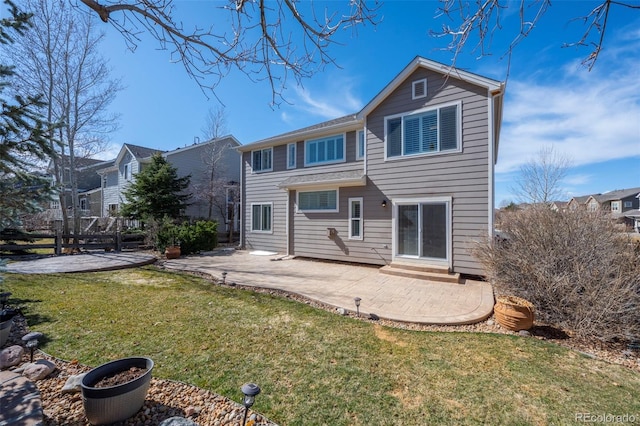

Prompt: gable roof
xmin=238 ymin=114 xmax=361 ymax=152
xmin=165 ymin=135 xmax=242 ymax=157
xmin=593 ymin=187 xmax=640 ymax=203
xmin=238 ymin=56 xmax=505 ymax=154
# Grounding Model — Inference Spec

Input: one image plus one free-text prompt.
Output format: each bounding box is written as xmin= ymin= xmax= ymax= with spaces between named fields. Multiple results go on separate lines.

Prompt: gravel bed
xmin=5 ymin=315 xmax=276 ymax=426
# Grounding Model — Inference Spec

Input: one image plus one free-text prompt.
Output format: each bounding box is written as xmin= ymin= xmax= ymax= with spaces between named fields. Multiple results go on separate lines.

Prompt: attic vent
xmin=412 ymin=78 xmax=427 ymax=100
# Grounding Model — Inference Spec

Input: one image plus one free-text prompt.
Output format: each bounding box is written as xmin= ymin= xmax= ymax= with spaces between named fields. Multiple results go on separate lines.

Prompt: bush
xmin=156 ymin=220 xmax=217 ymax=255
xmin=475 ymin=206 xmax=640 ymax=342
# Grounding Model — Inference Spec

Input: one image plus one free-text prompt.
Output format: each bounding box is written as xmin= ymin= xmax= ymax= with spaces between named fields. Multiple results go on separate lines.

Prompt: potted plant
xmin=160 ymin=222 xmax=181 ymax=259
xmin=494 ymin=295 xmax=535 ymax=331
xmin=81 ymin=357 xmax=154 ymax=425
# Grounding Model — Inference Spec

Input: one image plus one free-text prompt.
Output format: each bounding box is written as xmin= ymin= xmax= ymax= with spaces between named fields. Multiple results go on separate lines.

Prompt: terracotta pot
xmin=165 ymin=246 xmax=181 ymax=259
xmin=494 ymin=295 xmax=534 ymax=331
xmin=81 ymin=357 xmax=154 ymax=425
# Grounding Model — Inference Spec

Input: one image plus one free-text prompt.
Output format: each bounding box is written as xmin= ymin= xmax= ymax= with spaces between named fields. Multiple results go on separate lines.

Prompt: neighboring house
xmin=46 ymin=155 xmax=113 ymax=219
xmin=583 ymin=187 xmax=640 ymax=217
xmin=238 ymin=56 xmax=505 ymax=276
xmin=97 ymin=136 xmax=242 ymax=230
xmin=625 ymin=193 xmax=640 ymax=233
xmin=566 ymin=195 xmax=594 ymax=211
xmin=550 ymin=201 xmax=568 ymax=212
xmin=97 ymin=144 xmax=162 ymax=217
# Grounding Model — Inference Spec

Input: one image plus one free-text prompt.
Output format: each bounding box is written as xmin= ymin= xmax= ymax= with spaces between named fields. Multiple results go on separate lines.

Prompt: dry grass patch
xmin=4 ymin=267 xmax=640 ymax=425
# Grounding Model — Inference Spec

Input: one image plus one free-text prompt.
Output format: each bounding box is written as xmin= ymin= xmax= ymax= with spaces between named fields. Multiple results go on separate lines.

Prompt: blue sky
xmin=87 ymin=1 xmax=638 ymax=204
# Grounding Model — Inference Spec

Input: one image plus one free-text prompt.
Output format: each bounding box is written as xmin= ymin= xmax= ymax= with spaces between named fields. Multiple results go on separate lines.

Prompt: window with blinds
xmin=386 ymin=102 xmax=460 ymax=158
xmin=298 ymin=189 xmax=338 ymax=212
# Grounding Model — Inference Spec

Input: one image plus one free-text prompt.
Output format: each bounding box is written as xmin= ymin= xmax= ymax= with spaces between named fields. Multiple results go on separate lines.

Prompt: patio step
xmin=379 ymin=262 xmax=460 ymax=283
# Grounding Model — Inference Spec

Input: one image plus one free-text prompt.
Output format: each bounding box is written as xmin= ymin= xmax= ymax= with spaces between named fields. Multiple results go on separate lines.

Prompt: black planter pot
xmin=81 ymin=357 xmax=154 ymax=425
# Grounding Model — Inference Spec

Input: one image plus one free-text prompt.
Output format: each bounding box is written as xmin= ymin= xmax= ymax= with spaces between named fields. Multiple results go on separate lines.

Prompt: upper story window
xmin=623 ymin=201 xmax=633 ymax=208
xmin=587 ymin=200 xmax=599 ymax=211
xmin=386 ymin=102 xmax=461 ymax=159
xmin=252 ymin=148 xmax=273 ymax=172
xmin=50 ymin=200 xmax=60 ymax=210
xmin=611 ymin=201 xmax=621 ymax=212
xmin=357 ymin=130 xmax=365 ymax=160
xmin=287 ymin=143 xmax=297 ymax=169
xmin=297 ymin=189 xmax=338 ymax=212
xmin=304 ymin=134 xmax=345 ymax=167
xmin=123 ymin=164 xmax=130 ymax=180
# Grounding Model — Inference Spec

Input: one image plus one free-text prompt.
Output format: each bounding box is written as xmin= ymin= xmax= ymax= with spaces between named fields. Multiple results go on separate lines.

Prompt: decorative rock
xmin=0 ymin=345 xmax=24 ymax=369
xmin=22 ymin=331 xmax=44 ymax=342
xmin=486 ymin=319 xmax=495 ymax=326
xmin=22 ymin=359 xmax=56 ymax=381
xmin=61 ymin=372 xmax=88 ymax=393
xmin=518 ymin=330 xmax=531 ymax=337
xmin=185 ymin=405 xmax=201 ymax=416
xmin=336 ymin=308 xmax=347 ymax=316
xmin=159 ymin=417 xmax=199 ymax=426
xmin=369 ymin=313 xmax=380 ymax=321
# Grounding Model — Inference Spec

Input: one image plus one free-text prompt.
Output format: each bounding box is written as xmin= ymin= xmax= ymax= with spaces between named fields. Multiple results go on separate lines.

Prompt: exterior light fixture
xmin=222 ymin=271 xmax=228 ymax=284
xmin=241 ymin=382 xmax=261 ymax=426
xmin=22 ymin=332 xmax=43 ymax=363
xmin=381 ymin=200 xmax=387 ymax=207
xmin=0 ymin=292 xmax=10 ymax=309
xmin=354 ymin=297 xmax=362 ymax=317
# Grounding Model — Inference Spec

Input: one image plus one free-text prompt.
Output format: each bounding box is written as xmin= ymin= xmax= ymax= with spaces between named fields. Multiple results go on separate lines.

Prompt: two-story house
xmin=97 ymin=136 xmax=242 ymax=231
xmin=238 ymin=57 xmax=505 ymax=276
xmin=583 ymin=188 xmax=640 ymax=216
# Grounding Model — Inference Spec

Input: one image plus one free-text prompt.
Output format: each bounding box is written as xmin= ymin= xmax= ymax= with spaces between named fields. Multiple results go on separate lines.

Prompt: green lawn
xmin=4 ymin=267 xmax=639 ymax=425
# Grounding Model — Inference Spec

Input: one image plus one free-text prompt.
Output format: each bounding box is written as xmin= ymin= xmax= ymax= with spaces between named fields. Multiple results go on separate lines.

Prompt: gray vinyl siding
xmin=366 ymin=68 xmax=490 ymax=275
xmin=241 ymin=131 xmax=364 ymax=255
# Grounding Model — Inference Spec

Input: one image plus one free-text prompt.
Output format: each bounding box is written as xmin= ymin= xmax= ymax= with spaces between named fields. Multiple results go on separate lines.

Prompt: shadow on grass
xmin=531 ymin=325 xmax=571 ymax=340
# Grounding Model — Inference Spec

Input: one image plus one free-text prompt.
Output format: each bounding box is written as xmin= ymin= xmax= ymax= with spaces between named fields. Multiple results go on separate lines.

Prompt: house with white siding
xmin=97 ymin=136 xmax=241 ymax=230
xmin=238 ymin=56 xmax=505 ymax=276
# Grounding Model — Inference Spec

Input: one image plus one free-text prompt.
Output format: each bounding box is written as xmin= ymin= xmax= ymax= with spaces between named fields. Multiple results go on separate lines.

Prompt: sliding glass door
xmin=395 ymin=199 xmax=450 ymax=262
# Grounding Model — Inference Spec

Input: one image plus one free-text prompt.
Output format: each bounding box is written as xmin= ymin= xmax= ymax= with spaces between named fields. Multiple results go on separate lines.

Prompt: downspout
xmin=487 ymin=86 xmax=505 ymax=238
xmin=238 ymin=151 xmax=244 ymax=249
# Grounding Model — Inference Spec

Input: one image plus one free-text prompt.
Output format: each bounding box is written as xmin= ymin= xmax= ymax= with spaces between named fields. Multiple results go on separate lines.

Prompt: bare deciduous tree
xmin=78 ymin=0 xmax=380 ymax=103
xmin=511 ymin=145 xmax=571 ymax=205
xmin=201 ymin=106 xmax=228 ymax=141
xmin=5 ymin=0 xmax=121 ymax=238
xmin=432 ymin=0 xmax=640 ymax=73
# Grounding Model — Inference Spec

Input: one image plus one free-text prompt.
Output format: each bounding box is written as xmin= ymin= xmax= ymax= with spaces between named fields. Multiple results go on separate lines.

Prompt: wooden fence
xmin=0 ymin=232 xmax=146 ymax=255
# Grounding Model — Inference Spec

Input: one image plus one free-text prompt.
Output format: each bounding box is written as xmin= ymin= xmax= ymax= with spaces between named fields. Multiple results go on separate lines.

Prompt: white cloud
xmin=496 ymin=50 xmax=640 ymax=174
xmin=290 ymin=77 xmax=363 ymax=120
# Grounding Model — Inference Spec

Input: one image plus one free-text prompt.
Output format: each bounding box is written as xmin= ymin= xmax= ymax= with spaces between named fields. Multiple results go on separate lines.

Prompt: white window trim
xmin=287 ymin=143 xmax=297 ymax=169
xmin=623 ymin=201 xmax=633 ymax=208
xmin=304 ymin=133 xmax=347 ymax=167
xmin=250 ymin=202 xmax=273 ymax=233
xmin=391 ymin=196 xmax=452 ymax=270
xmin=296 ymin=188 xmax=339 ymax=213
xmin=383 ymin=100 xmax=462 ymax=161
xmin=251 ymin=148 xmax=273 ymax=173
xmin=348 ymin=197 xmax=363 ymax=240
xmin=356 ymin=130 xmax=365 ymax=160
xmin=124 ymin=164 xmax=130 ymax=181
xmin=412 ymin=78 xmax=427 ymax=100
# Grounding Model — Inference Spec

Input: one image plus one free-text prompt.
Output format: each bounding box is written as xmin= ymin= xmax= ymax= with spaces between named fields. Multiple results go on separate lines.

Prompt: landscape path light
xmin=354 ymin=297 xmax=361 ymax=317
xmin=22 ymin=331 xmax=43 ymax=362
xmin=241 ymin=382 xmax=261 ymax=426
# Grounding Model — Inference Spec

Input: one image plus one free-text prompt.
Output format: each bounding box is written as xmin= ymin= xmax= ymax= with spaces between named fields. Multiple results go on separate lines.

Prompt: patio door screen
xmin=395 ymin=198 xmax=450 ymax=262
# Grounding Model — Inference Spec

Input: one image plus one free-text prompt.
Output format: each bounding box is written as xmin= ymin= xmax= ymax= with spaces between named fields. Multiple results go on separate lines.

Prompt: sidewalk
xmin=163 ymin=250 xmax=494 ymax=325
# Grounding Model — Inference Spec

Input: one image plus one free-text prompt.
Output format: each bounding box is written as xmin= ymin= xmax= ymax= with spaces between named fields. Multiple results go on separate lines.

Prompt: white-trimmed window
xmin=412 ymin=78 xmax=427 ymax=100
xmin=297 ymin=189 xmax=338 ymax=212
xmin=611 ymin=201 xmax=621 ymax=213
xmin=623 ymin=201 xmax=633 ymax=208
xmin=287 ymin=143 xmax=296 ymax=169
xmin=357 ymin=130 xmax=365 ymax=160
xmin=50 ymin=200 xmax=60 ymax=209
xmin=304 ymin=134 xmax=345 ymax=166
xmin=386 ymin=102 xmax=461 ymax=159
xmin=252 ymin=148 xmax=273 ymax=172
xmin=124 ymin=164 xmax=130 ymax=180
xmin=80 ymin=198 xmax=87 ymax=211
xmin=349 ymin=197 xmax=363 ymax=240
xmin=251 ymin=203 xmax=272 ymax=232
